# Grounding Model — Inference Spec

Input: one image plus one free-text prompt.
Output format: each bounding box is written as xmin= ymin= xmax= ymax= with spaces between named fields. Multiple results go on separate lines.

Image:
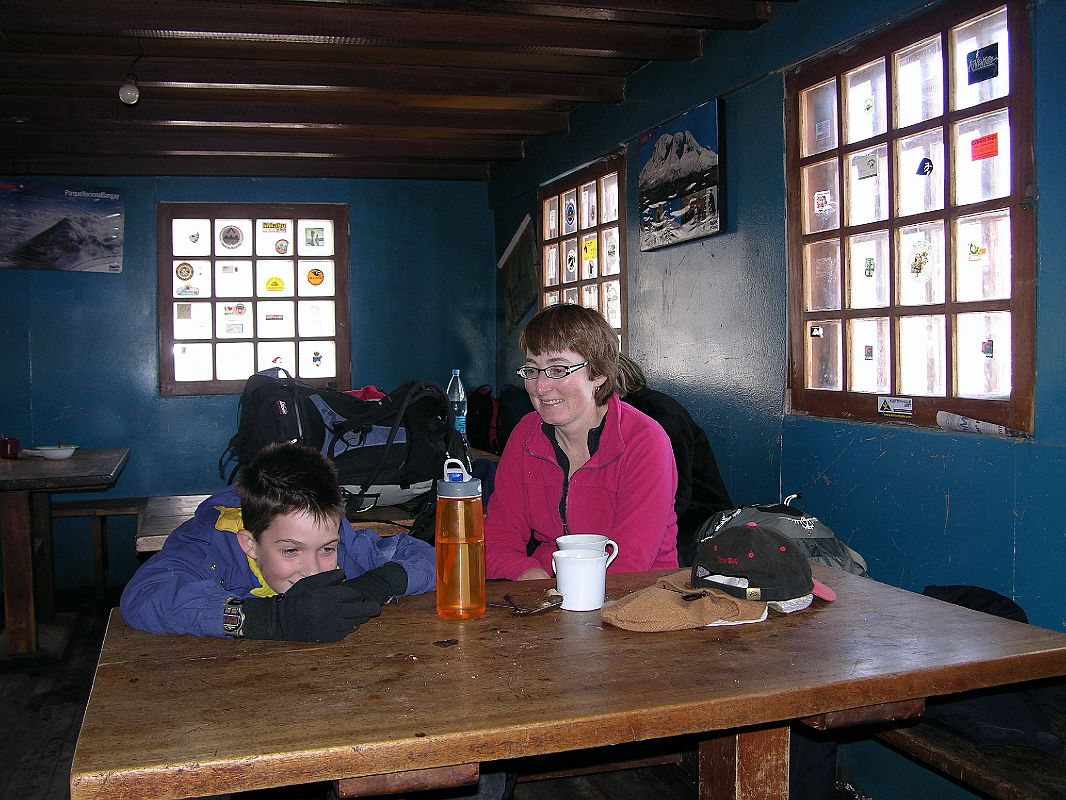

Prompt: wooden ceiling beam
xmin=4 ymin=0 xmax=704 ymax=60
xmin=0 ymin=154 xmax=490 ymax=181
xmin=1 ymin=53 xmax=624 ymax=103
xmin=0 ymin=96 xmax=570 ymax=136
xmin=0 ymin=130 xmax=526 ymax=161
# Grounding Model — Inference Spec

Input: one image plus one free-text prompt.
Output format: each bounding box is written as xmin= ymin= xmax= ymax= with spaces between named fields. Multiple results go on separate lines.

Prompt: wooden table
xmin=70 ymin=565 xmax=1066 ymax=800
xmin=0 ymin=448 xmax=129 ymax=655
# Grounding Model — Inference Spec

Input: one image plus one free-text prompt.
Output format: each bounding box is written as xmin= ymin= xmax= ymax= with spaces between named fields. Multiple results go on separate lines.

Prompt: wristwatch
xmin=222 ymin=598 xmax=245 ymax=638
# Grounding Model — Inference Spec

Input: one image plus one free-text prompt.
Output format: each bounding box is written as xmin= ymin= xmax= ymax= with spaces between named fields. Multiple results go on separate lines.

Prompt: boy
xmin=120 ymin=442 xmax=435 ymax=641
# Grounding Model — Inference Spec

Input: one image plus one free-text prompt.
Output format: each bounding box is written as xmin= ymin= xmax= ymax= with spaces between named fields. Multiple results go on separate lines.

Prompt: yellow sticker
xmin=307 ymin=268 xmax=325 ymax=286
xmin=582 ymin=239 xmax=597 ymax=260
xmin=265 ymin=277 xmax=285 ymax=292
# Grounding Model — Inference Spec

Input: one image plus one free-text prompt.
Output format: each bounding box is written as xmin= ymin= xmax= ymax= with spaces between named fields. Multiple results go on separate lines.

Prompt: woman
xmin=485 ymin=304 xmax=678 ymax=580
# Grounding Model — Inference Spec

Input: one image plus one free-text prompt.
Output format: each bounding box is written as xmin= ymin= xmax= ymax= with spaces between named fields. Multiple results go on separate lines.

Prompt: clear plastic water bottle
xmin=446 ymin=368 xmax=467 ymax=435
xmin=435 ymin=458 xmax=485 ymax=620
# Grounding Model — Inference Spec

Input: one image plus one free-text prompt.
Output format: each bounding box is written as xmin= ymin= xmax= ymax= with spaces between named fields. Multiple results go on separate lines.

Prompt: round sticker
xmin=565 ymin=202 xmax=576 ymax=227
xmin=307 ymin=268 xmax=325 ymax=286
xmin=275 ymin=239 xmax=289 ymax=255
xmin=265 ymin=277 xmax=285 ymax=292
xmin=175 ymin=262 xmax=194 ymax=281
xmin=219 ymin=225 xmax=244 ymax=249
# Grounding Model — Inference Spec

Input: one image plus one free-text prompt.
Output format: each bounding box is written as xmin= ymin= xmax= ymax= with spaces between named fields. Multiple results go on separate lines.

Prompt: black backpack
xmin=219 ymin=368 xmax=468 ymax=518
xmin=466 ymin=385 xmax=501 ymax=454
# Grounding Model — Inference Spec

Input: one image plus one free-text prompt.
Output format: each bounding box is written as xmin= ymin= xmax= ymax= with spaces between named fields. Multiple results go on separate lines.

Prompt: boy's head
xmin=235 ymin=443 xmax=345 ymax=592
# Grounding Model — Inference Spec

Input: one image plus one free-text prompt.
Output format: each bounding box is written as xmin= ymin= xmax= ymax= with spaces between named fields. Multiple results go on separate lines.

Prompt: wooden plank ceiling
xmin=1 ymin=0 xmax=785 ymax=181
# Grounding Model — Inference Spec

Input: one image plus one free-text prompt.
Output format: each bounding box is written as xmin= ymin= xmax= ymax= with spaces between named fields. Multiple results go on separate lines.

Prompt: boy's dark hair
xmin=519 ymin=304 xmax=618 ymax=404
xmin=236 ymin=442 xmax=344 ymax=539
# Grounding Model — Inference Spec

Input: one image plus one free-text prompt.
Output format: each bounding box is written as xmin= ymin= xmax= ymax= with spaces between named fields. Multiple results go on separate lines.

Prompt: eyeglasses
xmin=516 ymin=361 xmax=589 ymax=381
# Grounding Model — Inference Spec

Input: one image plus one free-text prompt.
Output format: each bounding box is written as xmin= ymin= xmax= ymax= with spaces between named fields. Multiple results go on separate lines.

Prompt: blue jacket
xmin=119 ymin=487 xmax=436 ymax=638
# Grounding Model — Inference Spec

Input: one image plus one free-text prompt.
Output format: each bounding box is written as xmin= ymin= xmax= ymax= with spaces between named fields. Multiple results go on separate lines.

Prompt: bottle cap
xmin=437 ymin=457 xmax=481 ymax=498
xmin=452 ymin=368 xmax=460 ymax=376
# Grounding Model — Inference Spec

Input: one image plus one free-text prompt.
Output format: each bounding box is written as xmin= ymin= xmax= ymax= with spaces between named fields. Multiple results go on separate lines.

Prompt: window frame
xmin=157 ymin=202 xmax=351 ymax=397
xmin=537 ymin=152 xmax=629 ymax=348
xmin=784 ymin=0 xmax=1035 ymax=432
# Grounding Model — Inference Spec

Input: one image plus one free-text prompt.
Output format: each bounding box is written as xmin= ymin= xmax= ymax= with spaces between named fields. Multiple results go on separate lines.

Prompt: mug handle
xmin=604 ymin=539 xmax=619 ymax=568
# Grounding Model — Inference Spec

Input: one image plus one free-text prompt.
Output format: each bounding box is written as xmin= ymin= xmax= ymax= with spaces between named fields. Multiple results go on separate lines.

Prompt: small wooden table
xmin=0 ymin=448 xmax=129 ymax=655
xmin=70 ymin=565 xmax=1066 ymax=800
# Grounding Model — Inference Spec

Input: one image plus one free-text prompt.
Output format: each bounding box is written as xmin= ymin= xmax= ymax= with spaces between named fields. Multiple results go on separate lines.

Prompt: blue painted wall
xmin=489 ymin=1 xmax=1063 ymax=796
xmin=1 ymin=177 xmax=496 ymax=589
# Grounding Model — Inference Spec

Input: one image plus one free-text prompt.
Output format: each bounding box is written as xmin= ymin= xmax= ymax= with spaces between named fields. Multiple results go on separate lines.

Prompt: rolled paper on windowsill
xmin=936 ymin=411 xmax=1030 ymax=440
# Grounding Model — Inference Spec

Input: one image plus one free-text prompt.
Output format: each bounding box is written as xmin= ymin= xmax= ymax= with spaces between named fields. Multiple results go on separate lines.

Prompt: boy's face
xmin=236 ymin=510 xmax=340 ymax=593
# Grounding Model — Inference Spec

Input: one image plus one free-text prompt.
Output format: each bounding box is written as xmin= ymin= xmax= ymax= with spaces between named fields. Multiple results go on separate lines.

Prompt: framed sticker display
xmin=158 ymin=203 xmax=349 ymax=396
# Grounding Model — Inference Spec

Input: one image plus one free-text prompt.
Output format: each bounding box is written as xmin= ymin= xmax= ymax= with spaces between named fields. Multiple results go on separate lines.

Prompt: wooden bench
xmin=135 ymin=494 xmax=417 ymax=555
xmin=875 ymin=717 xmax=1066 ymax=800
xmin=50 ymin=498 xmax=146 ymax=600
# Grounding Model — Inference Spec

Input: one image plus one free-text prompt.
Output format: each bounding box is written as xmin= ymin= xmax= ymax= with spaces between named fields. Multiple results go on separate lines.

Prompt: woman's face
xmin=523 ymin=348 xmax=606 ymax=434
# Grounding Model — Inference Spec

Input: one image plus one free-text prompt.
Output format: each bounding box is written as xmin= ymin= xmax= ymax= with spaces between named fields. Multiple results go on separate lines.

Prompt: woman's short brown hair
xmin=520 ymin=304 xmax=618 ymax=405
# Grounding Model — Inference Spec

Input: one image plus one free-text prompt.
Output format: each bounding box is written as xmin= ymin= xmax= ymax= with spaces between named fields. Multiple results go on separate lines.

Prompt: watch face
xmin=223 ymin=600 xmax=245 ymax=636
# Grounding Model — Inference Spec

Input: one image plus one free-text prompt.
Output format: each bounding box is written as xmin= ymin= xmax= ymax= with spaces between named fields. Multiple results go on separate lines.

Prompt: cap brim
xmin=811 ymin=577 xmax=836 ymax=602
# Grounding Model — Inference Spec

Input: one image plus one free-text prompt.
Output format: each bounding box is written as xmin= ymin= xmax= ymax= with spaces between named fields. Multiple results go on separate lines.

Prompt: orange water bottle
xmin=435 ymin=458 xmax=486 ymax=620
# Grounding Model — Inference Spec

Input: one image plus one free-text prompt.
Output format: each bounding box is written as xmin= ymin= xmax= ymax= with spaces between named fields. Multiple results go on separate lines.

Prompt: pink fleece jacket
xmin=485 ymin=394 xmax=679 ymax=580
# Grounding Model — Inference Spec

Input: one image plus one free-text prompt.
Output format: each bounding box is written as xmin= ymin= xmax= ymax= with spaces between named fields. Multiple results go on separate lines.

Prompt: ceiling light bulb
xmin=119 ymin=77 xmax=140 ymax=106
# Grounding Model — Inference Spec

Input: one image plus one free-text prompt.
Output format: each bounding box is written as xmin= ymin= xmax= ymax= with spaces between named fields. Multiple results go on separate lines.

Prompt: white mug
xmin=556 ymin=534 xmax=619 ymax=561
xmin=551 ymin=548 xmax=617 ymax=611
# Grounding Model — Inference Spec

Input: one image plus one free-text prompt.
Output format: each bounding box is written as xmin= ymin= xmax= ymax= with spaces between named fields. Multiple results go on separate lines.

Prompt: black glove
xmin=344 ymin=562 xmax=408 ymax=603
xmin=242 ymin=569 xmax=381 ymax=642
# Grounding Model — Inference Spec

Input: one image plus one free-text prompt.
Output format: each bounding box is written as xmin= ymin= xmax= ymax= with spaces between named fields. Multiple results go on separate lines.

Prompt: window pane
xmin=297 ymin=300 xmax=336 ymax=337
xmin=845 ymin=145 xmax=889 ymax=226
xmin=543 ymin=196 xmax=559 ymax=240
xmin=898 ymin=221 xmax=945 ymax=305
xmin=215 ymin=219 xmax=253 ymax=257
xmin=800 ymin=78 xmax=838 ymax=157
xmin=216 ymin=301 xmax=253 ymax=339
xmin=173 ymin=342 xmax=213 ymax=382
xmin=580 ymin=181 xmax=597 ymax=229
xmin=215 ymin=342 xmax=255 ymax=381
xmin=805 ymin=320 xmax=842 ymax=390
xmin=544 ymin=291 xmax=560 ymax=307
xmin=894 ymin=35 xmax=944 ymax=129
xmin=562 ymin=189 xmax=577 ymax=235
xmin=257 ymin=341 xmax=296 ymax=373
xmin=955 ymin=210 xmax=1011 ymax=301
xmin=803 ymin=159 xmax=840 ymax=233
xmin=951 ymin=6 xmax=1008 ymax=112
xmin=173 ymin=301 xmax=212 ymax=339
xmin=298 ymin=340 xmax=336 ymax=379
xmin=172 ymin=219 xmax=212 ymax=256
xmin=847 ymin=230 xmax=889 ymax=309
xmin=804 ymin=239 xmax=841 ymax=311
xmin=215 ymin=260 xmax=253 ymax=298
xmin=562 ymin=239 xmax=578 ymax=283
xmin=256 ymin=300 xmax=295 ymax=338
xmin=956 ymin=311 xmax=1011 ymax=399
xmin=954 ymin=110 xmax=1011 ymax=204
xmin=173 ymin=259 xmax=211 ymax=299
xmin=297 ymin=219 xmax=334 ymax=257
xmin=601 ymin=227 xmax=620 ymax=275
xmin=898 ymin=314 xmax=946 ymax=396
xmin=544 ymin=244 xmax=560 ymax=286
xmin=896 ymin=128 xmax=944 ymax=216
xmin=256 ymin=260 xmax=295 ymax=298
xmin=255 ymin=218 xmax=294 ymax=257
xmin=603 ymin=280 xmax=622 ymax=328
xmin=844 ymin=59 xmax=887 ymax=144
xmin=600 ymin=173 xmax=619 ymax=224
xmin=563 ymin=287 xmax=579 ymax=305
xmin=297 ymin=259 xmax=336 ymax=297
xmin=848 ymin=317 xmax=890 ymax=393
xmin=580 ymin=233 xmax=598 ymax=279
xmin=581 ymin=283 xmax=599 ymax=309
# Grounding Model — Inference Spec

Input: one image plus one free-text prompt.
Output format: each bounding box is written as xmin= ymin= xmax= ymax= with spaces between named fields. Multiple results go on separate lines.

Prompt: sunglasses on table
xmin=516 ymin=361 xmax=589 ymax=381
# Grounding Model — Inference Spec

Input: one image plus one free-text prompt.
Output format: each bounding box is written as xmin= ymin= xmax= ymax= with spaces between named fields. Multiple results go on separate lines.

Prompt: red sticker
xmin=971 ymin=133 xmax=998 ymax=161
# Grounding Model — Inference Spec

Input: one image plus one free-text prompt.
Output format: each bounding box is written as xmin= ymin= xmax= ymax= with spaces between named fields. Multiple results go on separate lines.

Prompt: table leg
xmin=31 ymin=491 xmax=55 ymax=619
xmin=1 ymin=489 xmax=38 ymax=655
xmin=699 ymin=725 xmax=790 ymax=800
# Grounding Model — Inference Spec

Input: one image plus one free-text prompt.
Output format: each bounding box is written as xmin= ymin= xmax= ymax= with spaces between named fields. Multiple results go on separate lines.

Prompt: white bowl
xmin=35 ymin=445 xmax=79 ymax=460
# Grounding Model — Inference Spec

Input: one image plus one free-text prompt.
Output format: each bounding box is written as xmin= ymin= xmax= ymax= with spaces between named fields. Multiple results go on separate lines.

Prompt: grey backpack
xmin=696 ymin=493 xmax=868 ymax=577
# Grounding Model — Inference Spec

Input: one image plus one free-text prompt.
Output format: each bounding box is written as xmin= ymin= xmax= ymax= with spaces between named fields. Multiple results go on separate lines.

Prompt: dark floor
xmin=0 ymin=589 xmax=698 ymax=800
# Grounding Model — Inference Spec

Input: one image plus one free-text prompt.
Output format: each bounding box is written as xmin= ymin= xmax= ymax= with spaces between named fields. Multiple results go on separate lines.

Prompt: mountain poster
xmin=0 ymin=179 xmax=124 ymax=272
xmin=637 ymin=100 xmax=721 ymax=251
